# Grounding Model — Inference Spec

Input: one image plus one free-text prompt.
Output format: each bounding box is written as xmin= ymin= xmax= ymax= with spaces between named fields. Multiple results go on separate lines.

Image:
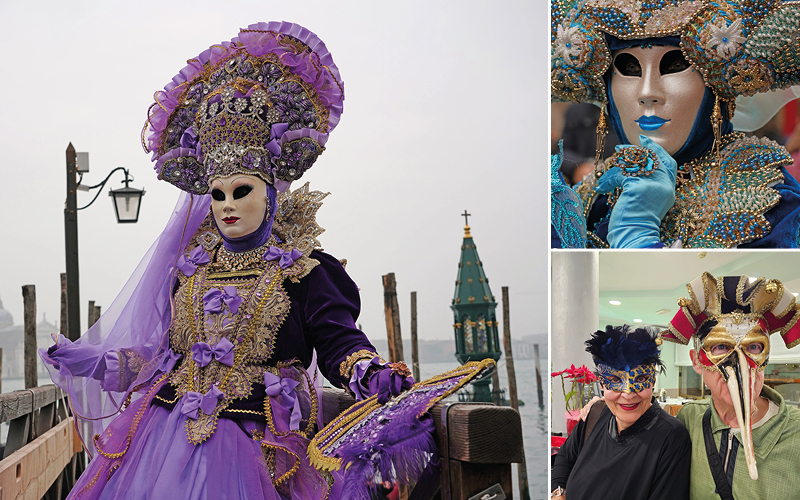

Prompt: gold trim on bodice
xmin=167 ymin=183 xmax=330 ymax=444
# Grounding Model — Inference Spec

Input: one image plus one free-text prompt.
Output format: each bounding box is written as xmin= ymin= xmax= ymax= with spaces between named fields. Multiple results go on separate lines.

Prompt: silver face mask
xmin=610 ymin=45 xmax=706 ymax=156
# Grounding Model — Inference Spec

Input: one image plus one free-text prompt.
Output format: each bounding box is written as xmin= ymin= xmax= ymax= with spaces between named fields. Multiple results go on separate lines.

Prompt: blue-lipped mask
xmin=605 ymin=35 xmax=733 ymax=166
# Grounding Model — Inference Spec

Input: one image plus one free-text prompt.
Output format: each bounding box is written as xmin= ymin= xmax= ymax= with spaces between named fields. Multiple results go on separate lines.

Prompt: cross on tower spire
xmin=461 ymin=210 xmax=472 ymax=238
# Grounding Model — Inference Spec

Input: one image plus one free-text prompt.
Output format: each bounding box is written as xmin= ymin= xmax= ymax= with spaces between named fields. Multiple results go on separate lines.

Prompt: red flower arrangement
xmin=551 ymin=364 xmax=597 ymax=412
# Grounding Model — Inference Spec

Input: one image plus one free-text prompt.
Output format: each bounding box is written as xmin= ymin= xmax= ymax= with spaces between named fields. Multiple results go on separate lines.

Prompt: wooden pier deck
xmin=0 ymin=385 xmax=83 ymax=499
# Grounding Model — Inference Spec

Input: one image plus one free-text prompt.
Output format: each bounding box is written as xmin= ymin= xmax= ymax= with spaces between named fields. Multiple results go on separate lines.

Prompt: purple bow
xmin=191 ymin=338 xmax=234 ymax=367
xmin=264 ymin=372 xmax=302 ymax=430
xmin=265 ymin=122 xmax=289 ymax=157
xmin=177 ymin=246 xmax=210 ymax=277
xmin=203 ymin=286 xmax=242 ymax=315
xmin=180 ymin=385 xmax=224 ymax=420
xmin=158 ymin=349 xmax=183 ymax=373
xmin=263 ymin=246 xmax=302 ymax=269
xmin=180 ymin=126 xmax=202 ymax=156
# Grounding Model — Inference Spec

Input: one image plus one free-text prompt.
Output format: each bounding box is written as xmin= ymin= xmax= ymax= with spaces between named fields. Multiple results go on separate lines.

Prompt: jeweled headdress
xmin=661 ymin=272 xmax=800 ymax=351
xmin=552 ymin=0 xmax=800 ymax=106
xmin=586 ymin=325 xmax=664 ymax=393
xmin=143 ymin=21 xmax=344 ymax=193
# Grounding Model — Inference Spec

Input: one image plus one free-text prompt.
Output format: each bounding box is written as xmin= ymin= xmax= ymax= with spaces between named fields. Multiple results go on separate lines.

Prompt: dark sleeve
xmin=646 ymin=416 xmax=692 ymax=500
xmin=551 ymin=419 xmax=586 ymax=490
xmin=551 ymin=224 xmax=564 ymax=248
xmin=302 ymin=251 xmax=380 ymax=388
xmin=741 ymin=168 xmax=800 ymax=248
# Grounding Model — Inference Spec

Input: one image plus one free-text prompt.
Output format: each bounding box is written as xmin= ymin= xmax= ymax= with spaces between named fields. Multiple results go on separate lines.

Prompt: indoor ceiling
xmin=598 ymin=251 xmax=800 ymax=329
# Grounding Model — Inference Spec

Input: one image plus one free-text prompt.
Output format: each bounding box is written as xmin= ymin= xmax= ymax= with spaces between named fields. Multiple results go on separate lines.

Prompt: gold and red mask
xmin=661 ymin=273 xmax=800 ymax=481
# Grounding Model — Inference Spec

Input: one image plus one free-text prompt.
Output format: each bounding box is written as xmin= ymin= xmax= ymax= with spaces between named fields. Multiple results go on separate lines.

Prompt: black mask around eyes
xmin=210 ymin=185 xmax=254 ymax=202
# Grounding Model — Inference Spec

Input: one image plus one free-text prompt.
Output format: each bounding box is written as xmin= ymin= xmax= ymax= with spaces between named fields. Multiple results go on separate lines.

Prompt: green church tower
xmin=451 ymin=211 xmax=501 ymax=402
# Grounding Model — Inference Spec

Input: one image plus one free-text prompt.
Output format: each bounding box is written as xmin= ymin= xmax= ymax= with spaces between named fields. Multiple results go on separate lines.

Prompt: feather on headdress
xmin=586 ymin=325 xmax=664 ymax=371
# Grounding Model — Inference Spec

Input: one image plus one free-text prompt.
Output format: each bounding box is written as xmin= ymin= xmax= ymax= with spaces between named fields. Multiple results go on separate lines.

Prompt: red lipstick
xmin=222 ymin=217 xmax=239 ymax=225
xmin=619 ymin=403 xmax=640 ymax=411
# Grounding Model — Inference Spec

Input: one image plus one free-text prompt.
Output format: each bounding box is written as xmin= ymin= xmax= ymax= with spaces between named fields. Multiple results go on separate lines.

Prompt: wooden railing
xmin=0 ymin=385 xmax=83 ymax=499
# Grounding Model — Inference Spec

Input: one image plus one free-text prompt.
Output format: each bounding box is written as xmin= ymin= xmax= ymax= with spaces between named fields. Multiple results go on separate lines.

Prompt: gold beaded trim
xmin=181 ymin=266 xmax=284 ymax=445
xmin=93 ymin=434 xmax=131 ymax=459
xmin=154 ymin=393 xmax=182 ymax=404
xmin=213 ymin=239 xmax=273 ymax=272
xmin=264 ymin=442 xmax=301 ymax=486
xmin=92 ymin=371 xmax=171 ymax=460
xmin=224 ymin=408 xmax=265 ymax=417
xmin=75 ymin=462 xmax=107 ymax=498
xmin=338 ymin=349 xmax=382 ymax=379
xmin=308 ymin=397 xmax=382 ymax=472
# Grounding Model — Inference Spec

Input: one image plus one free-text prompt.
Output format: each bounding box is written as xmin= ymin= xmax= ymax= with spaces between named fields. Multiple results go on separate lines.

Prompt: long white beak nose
xmin=723 ymin=349 xmax=758 ymax=480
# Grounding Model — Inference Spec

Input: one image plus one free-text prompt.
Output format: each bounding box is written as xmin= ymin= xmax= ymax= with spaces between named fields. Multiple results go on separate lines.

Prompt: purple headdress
xmin=142 ymin=21 xmax=345 ymax=193
xmin=40 ymin=21 xmax=342 ymax=456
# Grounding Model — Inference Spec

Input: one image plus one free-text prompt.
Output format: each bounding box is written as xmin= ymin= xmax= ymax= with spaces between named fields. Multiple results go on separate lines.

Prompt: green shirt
xmin=677 ymin=386 xmax=800 ymax=500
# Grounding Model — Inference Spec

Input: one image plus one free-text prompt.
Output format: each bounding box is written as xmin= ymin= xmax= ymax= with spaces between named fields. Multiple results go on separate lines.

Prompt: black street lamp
xmin=64 ymin=143 xmax=145 ymax=340
xmin=78 ymin=166 xmax=145 ymax=222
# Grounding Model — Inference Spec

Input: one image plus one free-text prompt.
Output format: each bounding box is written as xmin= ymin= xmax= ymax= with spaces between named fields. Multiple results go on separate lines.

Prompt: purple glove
xmin=368 ymin=362 xmax=414 ymax=404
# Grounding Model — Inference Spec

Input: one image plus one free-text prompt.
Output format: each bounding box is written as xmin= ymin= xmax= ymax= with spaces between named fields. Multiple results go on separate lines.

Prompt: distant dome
xmin=0 ymin=296 xmax=13 ymax=329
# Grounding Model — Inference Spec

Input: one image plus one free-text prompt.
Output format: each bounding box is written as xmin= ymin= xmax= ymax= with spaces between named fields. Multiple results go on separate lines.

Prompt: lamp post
xmin=64 ymin=143 xmax=145 ymax=341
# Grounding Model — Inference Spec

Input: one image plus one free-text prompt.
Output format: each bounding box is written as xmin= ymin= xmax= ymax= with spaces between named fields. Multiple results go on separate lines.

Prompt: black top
xmin=551 ymin=399 xmax=691 ymax=500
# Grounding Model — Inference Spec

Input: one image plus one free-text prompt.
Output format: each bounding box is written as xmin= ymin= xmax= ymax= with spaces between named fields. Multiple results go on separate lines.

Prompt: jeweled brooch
xmin=609 ymin=146 xmax=660 ymax=177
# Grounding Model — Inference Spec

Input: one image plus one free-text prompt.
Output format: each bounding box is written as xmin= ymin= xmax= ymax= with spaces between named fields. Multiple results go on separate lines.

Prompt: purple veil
xmin=40 ymin=192 xmax=211 ymax=452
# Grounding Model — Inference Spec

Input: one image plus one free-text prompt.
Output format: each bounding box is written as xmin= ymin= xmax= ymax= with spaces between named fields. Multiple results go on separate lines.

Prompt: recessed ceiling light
xmin=609 ymin=300 xmax=622 ymax=306
xmin=633 ymin=319 xmax=643 ymax=323
xmin=794 ymin=293 xmax=799 ymax=297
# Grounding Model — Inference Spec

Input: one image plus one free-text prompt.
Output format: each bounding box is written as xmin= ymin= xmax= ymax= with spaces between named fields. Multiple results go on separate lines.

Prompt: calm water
xmin=4 ymin=359 xmax=547 ymax=498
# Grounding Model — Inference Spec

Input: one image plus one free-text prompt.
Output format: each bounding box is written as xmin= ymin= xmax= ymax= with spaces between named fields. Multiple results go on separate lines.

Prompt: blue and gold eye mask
xmin=596 ymin=363 xmax=657 ymax=393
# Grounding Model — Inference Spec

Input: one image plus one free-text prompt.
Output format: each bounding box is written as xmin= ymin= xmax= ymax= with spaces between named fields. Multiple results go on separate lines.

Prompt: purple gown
xmin=41 ymin=193 xmax=384 ymax=500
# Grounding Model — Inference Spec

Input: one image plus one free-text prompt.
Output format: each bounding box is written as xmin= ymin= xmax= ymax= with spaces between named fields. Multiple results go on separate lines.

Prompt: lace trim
xmin=339 ymin=349 xmax=382 ymax=379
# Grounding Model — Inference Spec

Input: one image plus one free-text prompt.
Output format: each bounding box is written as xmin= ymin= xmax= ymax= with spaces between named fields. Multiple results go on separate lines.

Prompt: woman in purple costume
xmin=40 ymin=21 xmax=412 ymax=500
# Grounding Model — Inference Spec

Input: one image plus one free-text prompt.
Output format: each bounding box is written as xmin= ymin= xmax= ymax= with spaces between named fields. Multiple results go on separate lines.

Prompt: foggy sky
xmin=0 ymin=0 xmax=548 ymax=352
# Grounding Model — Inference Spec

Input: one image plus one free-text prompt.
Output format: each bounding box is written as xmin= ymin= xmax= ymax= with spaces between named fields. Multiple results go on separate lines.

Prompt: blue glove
xmin=595 ymin=135 xmax=677 ymax=248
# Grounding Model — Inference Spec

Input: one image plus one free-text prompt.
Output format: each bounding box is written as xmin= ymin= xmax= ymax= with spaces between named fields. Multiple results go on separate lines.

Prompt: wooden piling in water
xmin=410 ymin=291 xmax=420 ymax=382
xmin=382 ymin=273 xmax=404 ymax=363
xmin=501 ymin=286 xmax=529 ymax=500
xmin=22 ymin=285 xmax=37 ymax=390
xmin=88 ymin=300 xmax=95 ymax=329
xmin=0 ymin=347 xmax=3 ymax=393
xmin=491 ymin=365 xmax=502 ymax=406
xmin=501 ymin=287 xmax=519 ymax=409
xmin=88 ymin=301 xmax=101 ymax=328
xmin=534 ymin=344 xmax=544 ymax=408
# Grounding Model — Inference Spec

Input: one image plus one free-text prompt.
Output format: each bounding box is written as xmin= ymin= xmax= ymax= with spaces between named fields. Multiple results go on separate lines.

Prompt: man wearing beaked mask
xmin=661 ymin=273 xmax=800 ymax=499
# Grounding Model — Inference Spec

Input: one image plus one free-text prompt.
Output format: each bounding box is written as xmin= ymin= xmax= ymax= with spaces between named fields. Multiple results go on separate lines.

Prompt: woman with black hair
xmin=551 ymin=326 xmax=691 ymax=499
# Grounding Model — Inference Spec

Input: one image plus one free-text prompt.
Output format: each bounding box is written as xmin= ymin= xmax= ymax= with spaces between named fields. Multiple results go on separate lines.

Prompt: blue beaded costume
xmin=551 ymin=0 xmax=800 ymax=248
